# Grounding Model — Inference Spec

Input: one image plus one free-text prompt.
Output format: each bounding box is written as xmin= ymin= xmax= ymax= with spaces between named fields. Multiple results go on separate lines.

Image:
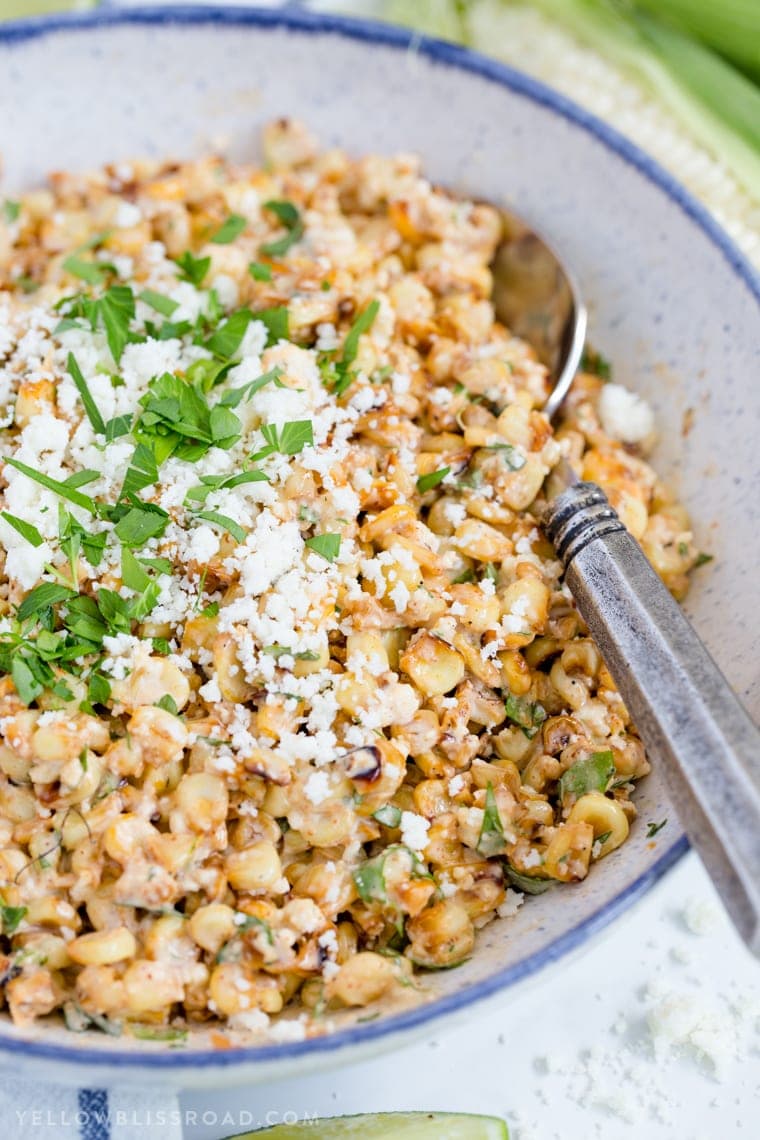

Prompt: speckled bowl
xmin=0 ymin=4 xmax=758 ymax=1090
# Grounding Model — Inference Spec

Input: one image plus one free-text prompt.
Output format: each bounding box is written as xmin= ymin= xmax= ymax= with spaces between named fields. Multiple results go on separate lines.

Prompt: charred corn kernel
xmin=68 ymin=927 xmax=136 ymax=966
xmin=569 ymin=791 xmax=630 ymax=857
xmin=400 ymin=633 xmax=465 ymax=696
xmin=328 ymin=952 xmax=397 ymax=1007
xmin=175 ymin=771 xmax=228 ymax=831
xmin=406 ymin=900 xmax=475 ymax=968
xmin=225 ymin=841 xmax=283 ymax=893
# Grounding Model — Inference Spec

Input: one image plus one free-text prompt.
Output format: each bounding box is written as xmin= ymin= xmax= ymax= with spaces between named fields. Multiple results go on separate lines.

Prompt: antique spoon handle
xmin=543 ymin=481 xmax=760 ymax=955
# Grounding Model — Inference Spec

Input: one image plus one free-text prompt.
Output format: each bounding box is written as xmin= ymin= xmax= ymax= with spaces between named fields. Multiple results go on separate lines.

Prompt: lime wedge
xmin=0 ymin=1 xmax=96 ymax=19
xmin=230 ymin=1112 xmax=508 ymax=1139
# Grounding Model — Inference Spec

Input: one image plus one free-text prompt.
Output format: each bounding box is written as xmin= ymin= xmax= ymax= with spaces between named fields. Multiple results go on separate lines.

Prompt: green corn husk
xmin=386 ymin=0 xmax=760 ymax=201
xmin=633 ymin=0 xmax=760 ymax=82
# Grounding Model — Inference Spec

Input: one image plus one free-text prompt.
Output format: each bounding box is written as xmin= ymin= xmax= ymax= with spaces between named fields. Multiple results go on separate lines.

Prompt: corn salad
xmin=0 ymin=121 xmax=701 ymax=1042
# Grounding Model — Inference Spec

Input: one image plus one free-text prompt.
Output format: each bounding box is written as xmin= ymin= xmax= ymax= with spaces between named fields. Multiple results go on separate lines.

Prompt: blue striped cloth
xmin=4 ymin=1081 xmax=182 ymax=1139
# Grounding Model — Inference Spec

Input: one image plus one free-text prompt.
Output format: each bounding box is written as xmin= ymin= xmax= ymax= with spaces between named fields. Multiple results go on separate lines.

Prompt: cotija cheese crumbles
xmin=0 ymin=120 xmax=703 ymax=1042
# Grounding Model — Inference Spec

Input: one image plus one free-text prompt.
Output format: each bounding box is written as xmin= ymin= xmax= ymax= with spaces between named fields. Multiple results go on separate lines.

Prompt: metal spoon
xmin=492 ymin=207 xmax=760 ymax=956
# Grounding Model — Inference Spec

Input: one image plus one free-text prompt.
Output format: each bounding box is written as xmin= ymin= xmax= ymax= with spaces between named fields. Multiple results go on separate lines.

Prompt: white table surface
xmin=179 ymin=851 xmax=760 ymax=1139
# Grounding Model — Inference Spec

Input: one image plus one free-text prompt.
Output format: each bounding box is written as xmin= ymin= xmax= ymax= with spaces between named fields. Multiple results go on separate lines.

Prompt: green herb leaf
xmin=120 ymin=442 xmax=159 ymax=502
xmin=5 ymin=458 xmax=97 ymax=515
xmin=477 ymin=783 xmax=506 ymax=857
xmin=417 ymin=467 xmax=450 ymax=493
xmin=104 ymin=413 xmax=133 ymax=442
xmin=373 ymin=804 xmax=402 ymax=828
xmin=646 ymin=818 xmax=668 ymax=838
xmin=1 ymin=512 xmax=44 ymax=548
xmin=139 ymin=289 xmax=179 ymax=317
xmin=248 ymin=261 xmax=272 ymax=282
xmin=504 ymin=865 xmax=554 ymax=895
xmin=114 ymin=504 xmax=169 ymax=547
xmin=130 ymin=1024 xmax=187 ymax=1043
xmin=62 ymin=255 xmax=110 ymax=285
xmin=99 ymin=285 xmax=136 ymax=364
xmin=211 ymin=214 xmax=247 ymax=244
xmin=205 ymin=308 xmax=253 ymax=359
xmin=194 ymin=511 xmax=246 ymax=544
xmin=220 ymin=366 xmax=282 ymax=408
xmin=11 ymin=657 xmax=43 ymax=705
xmin=260 ymin=419 xmax=313 ymax=456
xmin=485 ymin=443 xmax=526 ymax=471
xmin=17 ymin=582 xmax=76 ymax=623
xmin=254 ymin=305 xmax=289 ymax=347
xmin=305 ymin=533 xmax=341 ymax=562
xmin=3 ymin=200 xmax=20 ymax=224
xmin=327 ymin=300 xmax=381 ymax=397
xmin=184 ymin=468 xmax=269 ymax=505
xmin=580 ymin=346 xmax=612 ymax=380
xmin=261 ymin=645 xmax=319 ymax=662
xmin=155 ymin=694 xmax=179 ymax=716
xmin=0 ymin=904 xmax=27 ymax=935
xmin=67 ymin=352 xmax=106 ymax=435
xmin=558 ymin=750 xmax=616 ymax=803
xmin=87 ymin=671 xmax=111 ymax=707
xmin=260 ymin=199 xmax=304 ymax=257
xmin=695 ymin=552 xmax=714 ymax=568
xmin=175 ymin=251 xmax=211 ymax=288
xmin=504 ymin=694 xmax=547 ymax=739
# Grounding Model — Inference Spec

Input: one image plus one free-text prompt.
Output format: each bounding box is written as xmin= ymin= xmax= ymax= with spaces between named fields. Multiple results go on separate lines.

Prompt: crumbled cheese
xmin=399 ymin=811 xmax=430 ymax=853
xmin=598 ymin=382 xmax=655 ymax=444
xmin=498 ymin=889 xmax=525 ymax=918
xmin=303 ymin=770 xmax=330 ymax=806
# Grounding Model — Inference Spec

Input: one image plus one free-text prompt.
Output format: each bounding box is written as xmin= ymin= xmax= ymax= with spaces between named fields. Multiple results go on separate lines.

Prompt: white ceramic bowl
xmin=0 ymin=4 xmax=758 ymax=1090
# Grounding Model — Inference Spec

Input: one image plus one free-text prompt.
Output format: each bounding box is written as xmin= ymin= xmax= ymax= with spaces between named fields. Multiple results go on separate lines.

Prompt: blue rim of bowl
xmin=0 ymin=3 xmax=750 ymax=1073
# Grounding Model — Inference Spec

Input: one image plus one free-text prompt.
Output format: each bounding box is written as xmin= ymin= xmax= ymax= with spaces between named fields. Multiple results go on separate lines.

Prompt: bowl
xmin=0 ymin=4 xmax=758 ymax=1089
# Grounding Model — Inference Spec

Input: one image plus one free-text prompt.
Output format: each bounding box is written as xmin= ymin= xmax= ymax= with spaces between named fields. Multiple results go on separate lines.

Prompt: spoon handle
xmin=543 ymin=482 xmax=760 ymax=955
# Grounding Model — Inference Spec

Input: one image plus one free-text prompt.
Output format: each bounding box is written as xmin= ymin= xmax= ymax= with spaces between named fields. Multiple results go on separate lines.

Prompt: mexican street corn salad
xmin=0 ymin=120 xmax=701 ymax=1042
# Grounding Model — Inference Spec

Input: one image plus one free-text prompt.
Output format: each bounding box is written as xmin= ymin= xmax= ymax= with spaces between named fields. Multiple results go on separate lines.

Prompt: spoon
xmin=491 ymin=206 xmax=760 ymax=956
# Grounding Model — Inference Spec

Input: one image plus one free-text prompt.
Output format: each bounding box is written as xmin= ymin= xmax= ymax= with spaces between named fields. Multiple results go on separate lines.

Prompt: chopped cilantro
xmin=5 ymin=457 xmax=97 ymax=515
xmin=417 ymin=467 xmax=450 ymax=493
xmin=3 ymin=200 xmax=20 ymax=223
xmin=62 ymin=255 xmax=111 ymax=285
xmin=373 ymin=804 xmax=402 ymax=828
xmin=248 ymin=261 xmax=272 ymax=282
xmin=0 ymin=904 xmax=27 ymax=935
xmin=1 ymin=512 xmax=43 ymax=548
xmin=139 ymin=289 xmax=179 ymax=317
xmin=646 ymin=819 xmax=668 ymax=838
xmin=67 ymin=352 xmax=106 ymax=435
xmin=260 ymin=199 xmax=304 ymax=257
xmin=558 ymin=751 xmax=616 ymax=803
xmin=305 ymin=533 xmax=341 ymax=562
xmin=580 ymin=346 xmax=612 ymax=379
xmin=194 ymin=511 xmax=246 ymax=544
xmin=220 ymin=366 xmax=283 ymax=408
xmin=174 ymin=250 xmax=211 ymax=287
xmin=254 ymin=305 xmax=289 ymax=347
xmin=485 ymin=443 xmax=526 ymax=472
xmin=504 ymin=694 xmax=546 ymax=739
xmin=694 ymin=552 xmax=714 ymax=568
xmin=211 ymin=214 xmax=247 ymax=244
xmin=477 ymin=783 xmax=505 ymax=857
xmin=155 ymin=694 xmax=179 ymax=716
xmin=504 ymin=865 xmax=554 ymax=895
xmin=254 ymin=419 xmax=313 ymax=458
